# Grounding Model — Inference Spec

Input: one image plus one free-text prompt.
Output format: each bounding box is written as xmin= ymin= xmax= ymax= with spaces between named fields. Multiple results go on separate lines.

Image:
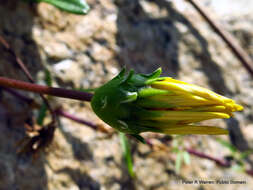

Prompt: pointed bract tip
xmin=150 ymin=68 xmax=162 ymax=79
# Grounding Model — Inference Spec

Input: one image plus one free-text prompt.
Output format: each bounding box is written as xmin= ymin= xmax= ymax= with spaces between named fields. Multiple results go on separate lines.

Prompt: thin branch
xmin=186 ymin=148 xmax=253 ymax=177
xmin=0 ymin=87 xmax=34 ymax=104
xmin=55 ymin=108 xmax=98 ymax=129
xmin=186 ymin=0 xmax=253 ymax=77
xmin=186 ymin=148 xmax=231 ymax=167
xmin=0 ymin=76 xmax=93 ymax=102
xmin=0 ymin=36 xmax=34 ymax=81
xmin=0 ymin=35 xmax=56 ymax=123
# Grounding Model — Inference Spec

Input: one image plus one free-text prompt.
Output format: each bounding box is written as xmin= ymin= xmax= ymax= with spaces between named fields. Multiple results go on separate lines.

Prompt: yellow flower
xmin=137 ymin=77 xmax=243 ymax=135
xmin=91 ymin=68 xmax=243 ymax=136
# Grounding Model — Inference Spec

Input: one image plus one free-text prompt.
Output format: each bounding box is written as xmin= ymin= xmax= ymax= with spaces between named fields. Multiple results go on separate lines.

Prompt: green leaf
xmin=240 ymin=150 xmax=253 ymax=159
xmin=119 ymin=133 xmax=135 ymax=177
xmin=39 ymin=0 xmax=89 ymax=14
xmin=175 ymin=151 xmax=182 ymax=174
xmin=37 ymin=103 xmax=47 ymax=125
xmin=216 ymin=138 xmax=237 ymax=153
xmin=45 ymin=69 xmax=53 ymax=87
xmin=37 ymin=69 xmax=53 ymax=125
xmin=231 ymin=164 xmax=245 ymax=172
xmin=183 ymin=151 xmax=191 ymax=165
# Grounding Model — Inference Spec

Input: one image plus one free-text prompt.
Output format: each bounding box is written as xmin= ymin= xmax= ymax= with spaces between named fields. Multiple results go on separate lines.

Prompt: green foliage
xmin=119 ymin=133 xmax=135 ymax=178
xmin=216 ymin=138 xmax=253 ymax=172
xmin=172 ymin=136 xmax=191 ymax=173
xmin=37 ymin=103 xmax=48 ymax=125
xmin=182 ymin=151 xmax=191 ymax=165
xmin=25 ymin=0 xmax=90 ymax=15
xmin=216 ymin=138 xmax=237 ymax=153
xmin=175 ymin=151 xmax=182 ymax=174
xmin=37 ymin=69 xmax=53 ymax=125
xmin=44 ymin=69 xmax=53 ymax=87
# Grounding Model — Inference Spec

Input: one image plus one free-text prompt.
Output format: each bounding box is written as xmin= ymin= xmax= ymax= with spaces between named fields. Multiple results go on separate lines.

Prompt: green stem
xmin=119 ymin=132 xmax=135 ymax=177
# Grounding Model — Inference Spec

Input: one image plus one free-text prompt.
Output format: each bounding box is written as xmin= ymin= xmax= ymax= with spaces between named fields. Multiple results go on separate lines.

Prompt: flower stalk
xmin=0 ymin=76 xmax=93 ymax=102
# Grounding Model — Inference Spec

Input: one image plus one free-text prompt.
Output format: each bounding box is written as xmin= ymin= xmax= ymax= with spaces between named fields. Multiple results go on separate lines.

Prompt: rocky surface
xmin=0 ymin=0 xmax=253 ymax=189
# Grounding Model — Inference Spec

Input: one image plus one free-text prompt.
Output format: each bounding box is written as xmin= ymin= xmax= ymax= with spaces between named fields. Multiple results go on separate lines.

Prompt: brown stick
xmin=0 ymin=36 xmax=35 ymax=82
xmin=0 ymin=77 xmax=93 ymax=102
xmin=186 ymin=0 xmax=253 ymax=77
xmin=0 ymin=35 xmax=56 ymax=122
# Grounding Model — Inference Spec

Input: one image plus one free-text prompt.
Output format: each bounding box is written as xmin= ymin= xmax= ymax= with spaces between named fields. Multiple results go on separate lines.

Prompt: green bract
xmin=91 ymin=68 xmax=162 ymax=134
xmin=91 ymin=68 xmax=243 ymax=136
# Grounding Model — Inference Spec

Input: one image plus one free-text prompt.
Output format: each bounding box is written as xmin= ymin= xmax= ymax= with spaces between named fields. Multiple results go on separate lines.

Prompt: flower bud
xmin=91 ymin=68 xmax=243 ymax=135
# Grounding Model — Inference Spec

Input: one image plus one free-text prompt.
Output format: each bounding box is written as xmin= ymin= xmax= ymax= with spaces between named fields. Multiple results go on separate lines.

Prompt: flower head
xmin=91 ymin=68 xmax=243 ymax=136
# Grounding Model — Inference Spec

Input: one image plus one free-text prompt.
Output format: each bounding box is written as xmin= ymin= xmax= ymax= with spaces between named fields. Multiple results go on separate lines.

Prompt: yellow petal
xmin=147 ymin=94 xmax=215 ymax=107
xmin=144 ymin=111 xmax=230 ymax=123
xmin=151 ymin=80 xmax=226 ymax=104
xmin=160 ymin=125 xmax=228 ymax=135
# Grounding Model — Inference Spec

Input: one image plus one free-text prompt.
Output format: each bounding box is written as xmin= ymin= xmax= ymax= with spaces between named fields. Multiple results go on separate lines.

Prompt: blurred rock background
xmin=0 ymin=0 xmax=252 ymax=189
